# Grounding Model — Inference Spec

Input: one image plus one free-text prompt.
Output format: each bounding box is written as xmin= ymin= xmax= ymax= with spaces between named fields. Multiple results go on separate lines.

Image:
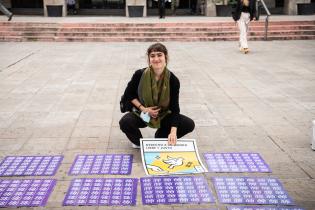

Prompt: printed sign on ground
xmin=63 ymin=178 xmax=138 ymax=206
xmin=68 ymin=154 xmax=133 ymax=175
xmin=213 ymin=177 xmax=295 ymax=205
xmin=140 ymin=176 xmax=214 ymax=205
xmin=0 ymin=179 xmax=56 ymax=207
xmin=0 ymin=156 xmax=63 ymax=176
xmin=204 ymin=153 xmax=271 ymax=173
xmin=140 ymin=138 xmax=207 ymax=175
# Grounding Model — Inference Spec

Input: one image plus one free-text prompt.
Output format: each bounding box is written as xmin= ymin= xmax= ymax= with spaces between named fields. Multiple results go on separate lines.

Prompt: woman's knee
xmin=180 ymin=115 xmax=195 ymax=134
xmin=187 ymin=118 xmax=195 ymax=133
xmin=119 ymin=114 xmax=130 ymax=132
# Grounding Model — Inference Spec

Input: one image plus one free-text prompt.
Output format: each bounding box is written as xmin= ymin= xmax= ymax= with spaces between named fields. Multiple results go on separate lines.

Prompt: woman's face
xmin=149 ymin=51 xmax=167 ymax=72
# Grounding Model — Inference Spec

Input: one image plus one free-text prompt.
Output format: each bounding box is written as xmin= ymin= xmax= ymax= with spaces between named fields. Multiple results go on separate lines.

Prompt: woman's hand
xmin=168 ymin=127 xmax=177 ymax=146
xmin=144 ymin=106 xmax=160 ymax=119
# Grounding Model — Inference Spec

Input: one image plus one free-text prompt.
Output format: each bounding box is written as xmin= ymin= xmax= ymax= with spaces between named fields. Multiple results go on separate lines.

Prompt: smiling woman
xmin=119 ymin=43 xmax=195 ymax=149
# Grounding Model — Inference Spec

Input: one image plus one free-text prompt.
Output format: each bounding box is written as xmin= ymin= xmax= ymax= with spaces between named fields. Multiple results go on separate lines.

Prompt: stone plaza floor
xmin=0 ymin=39 xmax=315 ymax=210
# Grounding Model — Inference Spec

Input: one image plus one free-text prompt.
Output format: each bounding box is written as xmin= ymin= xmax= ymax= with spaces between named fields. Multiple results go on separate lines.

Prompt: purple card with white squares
xmin=228 ymin=206 xmax=304 ymax=210
xmin=204 ymin=153 xmax=271 ymax=173
xmin=63 ymin=178 xmax=138 ymax=206
xmin=0 ymin=179 xmax=56 ymax=207
xmin=140 ymin=176 xmax=214 ymax=205
xmin=212 ymin=177 xmax=294 ymax=205
xmin=0 ymin=156 xmax=63 ymax=176
xmin=68 ymin=154 xmax=133 ymax=175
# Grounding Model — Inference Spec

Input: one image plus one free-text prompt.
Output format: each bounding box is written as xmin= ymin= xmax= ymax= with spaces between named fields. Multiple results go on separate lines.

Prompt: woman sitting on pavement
xmin=119 ymin=43 xmax=195 ymax=148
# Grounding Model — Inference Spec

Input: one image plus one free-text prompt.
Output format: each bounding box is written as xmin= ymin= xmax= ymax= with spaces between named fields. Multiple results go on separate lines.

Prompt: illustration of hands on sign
xmin=147 ymin=156 xmax=184 ymax=173
xmin=146 ymin=164 xmax=166 ymax=173
xmin=163 ymin=156 xmax=184 ymax=169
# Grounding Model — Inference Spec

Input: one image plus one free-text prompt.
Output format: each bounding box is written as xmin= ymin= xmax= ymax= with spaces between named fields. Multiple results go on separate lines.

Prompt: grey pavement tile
xmin=268 ymin=162 xmax=310 ymax=179
xmin=0 ymin=138 xmax=28 ymax=155
xmin=0 ymin=126 xmax=34 ymax=139
xmin=76 ymin=110 xmax=113 ymax=127
xmin=109 ymin=126 xmax=127 ymax=140
xmin=107 ymin=138 xmax=133 ymax=150
xmin=296 ymin=161 xmax=315 ymax=179
xmin=0 ymin=97 xmax=30 ymax=112
xmin=66 ymin=137 xmax=108 ymax=150
xmin=54 ymin=163 xmax=72 ymax=180
xmin=51 ymin=95 xmax=88 ymax=112
xmin=282 ymin=179 xmax=315 ymax=207
xmin=272 ymin=136 xmax=310 ymax=149
xmin=9 ymin=111 xmax=49 ymax=128
xmin=41 ymin=112 xmax=80 ymax=126
xmin=0 ymin=112 xmax=16 ymax=128
xmin=21 ymin=137 xmax=69 ymax=153
xmin=21 ymin=93 xmax=63 ymax=112
xmin=71 ymin=126 xmax=110 ymax=138
xmin=32 ymin=125 xmax=75 ymax=138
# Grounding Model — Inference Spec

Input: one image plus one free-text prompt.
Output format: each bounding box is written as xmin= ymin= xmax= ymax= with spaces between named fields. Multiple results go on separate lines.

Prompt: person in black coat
xmin=232 ymin=0 xmax=256 ymax=54
xmin=119 ymin=43 xmax=195 ymax=148
xmin=158 ymin=0 xmax=166 ymax=18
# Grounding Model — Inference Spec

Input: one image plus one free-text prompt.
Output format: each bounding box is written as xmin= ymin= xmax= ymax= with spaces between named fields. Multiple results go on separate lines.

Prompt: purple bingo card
xmin=63 ymin=178 xmax=138 ymax=206
xmin=228 ymin=206 xmax=304 ymax=210
xmin=204 ymin=153 xmax=271 ymax=173
xmin=0 ymin=155 xmax=63 ymax=176
xmin=0 ymin=179 xmax=56 ymax=207
xmin=140 ymin=176 xmax=215 ymax=205
xmin=212 ymin=177 xmax=294 ymax=205
xmin=68 ymin=154 xmax=133 ymax=175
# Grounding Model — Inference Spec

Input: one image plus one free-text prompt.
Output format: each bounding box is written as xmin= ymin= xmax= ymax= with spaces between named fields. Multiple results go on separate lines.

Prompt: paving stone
xmin=21 ymin=137 xmax=69 ymax=153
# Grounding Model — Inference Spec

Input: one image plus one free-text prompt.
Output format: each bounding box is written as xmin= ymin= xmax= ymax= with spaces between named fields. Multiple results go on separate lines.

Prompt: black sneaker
xmin=8 ymin=14 xmax=13 ymax=21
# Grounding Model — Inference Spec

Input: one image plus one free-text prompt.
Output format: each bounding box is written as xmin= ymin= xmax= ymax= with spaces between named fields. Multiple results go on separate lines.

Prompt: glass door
xmin=147 ymin=0 xmax=198 ymax=16
xmin=79 ymin=0 xmax=125 ymax=9
xmin=12 ymin=0 xmax=43 ymax=8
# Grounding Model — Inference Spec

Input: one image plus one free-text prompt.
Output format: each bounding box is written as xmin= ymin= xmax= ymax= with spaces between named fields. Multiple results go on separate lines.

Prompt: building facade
xmin=1 ymin=0 xmax=312 ymax=16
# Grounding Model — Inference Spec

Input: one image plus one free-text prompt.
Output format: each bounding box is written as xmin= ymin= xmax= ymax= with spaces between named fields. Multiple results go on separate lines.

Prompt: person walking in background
xmin=0 ymin=1 xmax=13 ymax=21
xmin=119 ymin=43 xmax=195 ymax=148
xmin=67 ymin=0 xmax=77 ymax=15
xmin=190 ymin=0 xmax=197 ymax=15
xmin=158 ymin=0 xmax=166 ymax=18
xmin=232 ymin=0 xmax=256 ymax=54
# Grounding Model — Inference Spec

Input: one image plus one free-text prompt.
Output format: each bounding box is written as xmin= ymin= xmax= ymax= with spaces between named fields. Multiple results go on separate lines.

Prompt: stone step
xmin=1 ymin=25 xmax=315 ymax=33
xmin=1 ymin=34 xmax=314 ymax=42
xmin=0 ymin=20 xmax=314 ymax=27
xmin=1 ymin=30 xmax=314 ymax=38
xmin=0 ymin=20 xmax=314 ymax=42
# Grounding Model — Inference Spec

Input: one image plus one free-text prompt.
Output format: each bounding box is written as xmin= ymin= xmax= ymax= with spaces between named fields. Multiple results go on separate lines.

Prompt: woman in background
xmin=232 ymin=0 xmax=256 ymax=54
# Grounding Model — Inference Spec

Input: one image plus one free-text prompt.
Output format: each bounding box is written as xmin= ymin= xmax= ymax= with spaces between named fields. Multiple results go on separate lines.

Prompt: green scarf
xmin=137 ymin=67 xmax=171 ymax=128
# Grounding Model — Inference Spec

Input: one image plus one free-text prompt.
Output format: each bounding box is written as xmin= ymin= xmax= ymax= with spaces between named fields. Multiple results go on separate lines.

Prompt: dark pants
xmin=0 ymin=2 xmax=12 ymax=19
xmin=119 ymin=113 xmax=195 ymax=146
xmin=158 ymin=0 xmax=165 ymax=18
xmin=67 ymin=4 xmax=77 ymax=15
xmin=190 ymin=0 xmax=197 ymax=14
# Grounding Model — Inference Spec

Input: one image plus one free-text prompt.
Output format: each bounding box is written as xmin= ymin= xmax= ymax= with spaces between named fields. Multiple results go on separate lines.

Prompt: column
xmin=284 ymin=0 xmax=311 ymax=15
xmin=205 ymin=0 xmax=216 ymax=16
xmin=43 ymin=0 xmax=67 ymax=17
xmin=126 ymin=0 xmax=147 ymax=17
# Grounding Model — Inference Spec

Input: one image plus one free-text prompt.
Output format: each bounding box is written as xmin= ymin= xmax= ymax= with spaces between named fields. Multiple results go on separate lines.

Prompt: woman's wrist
xmin=139 ymin=105 xmax=146 ymax=112
xmin=170 ymin=127 xmax=177 ymax=134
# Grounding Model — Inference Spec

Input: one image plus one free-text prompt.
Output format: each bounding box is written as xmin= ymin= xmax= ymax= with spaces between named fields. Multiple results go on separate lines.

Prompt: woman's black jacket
xmin=232 ymin=0 xmax=257 ymax=21
xmin=123 ymin=68 xmax=180 ymax=127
